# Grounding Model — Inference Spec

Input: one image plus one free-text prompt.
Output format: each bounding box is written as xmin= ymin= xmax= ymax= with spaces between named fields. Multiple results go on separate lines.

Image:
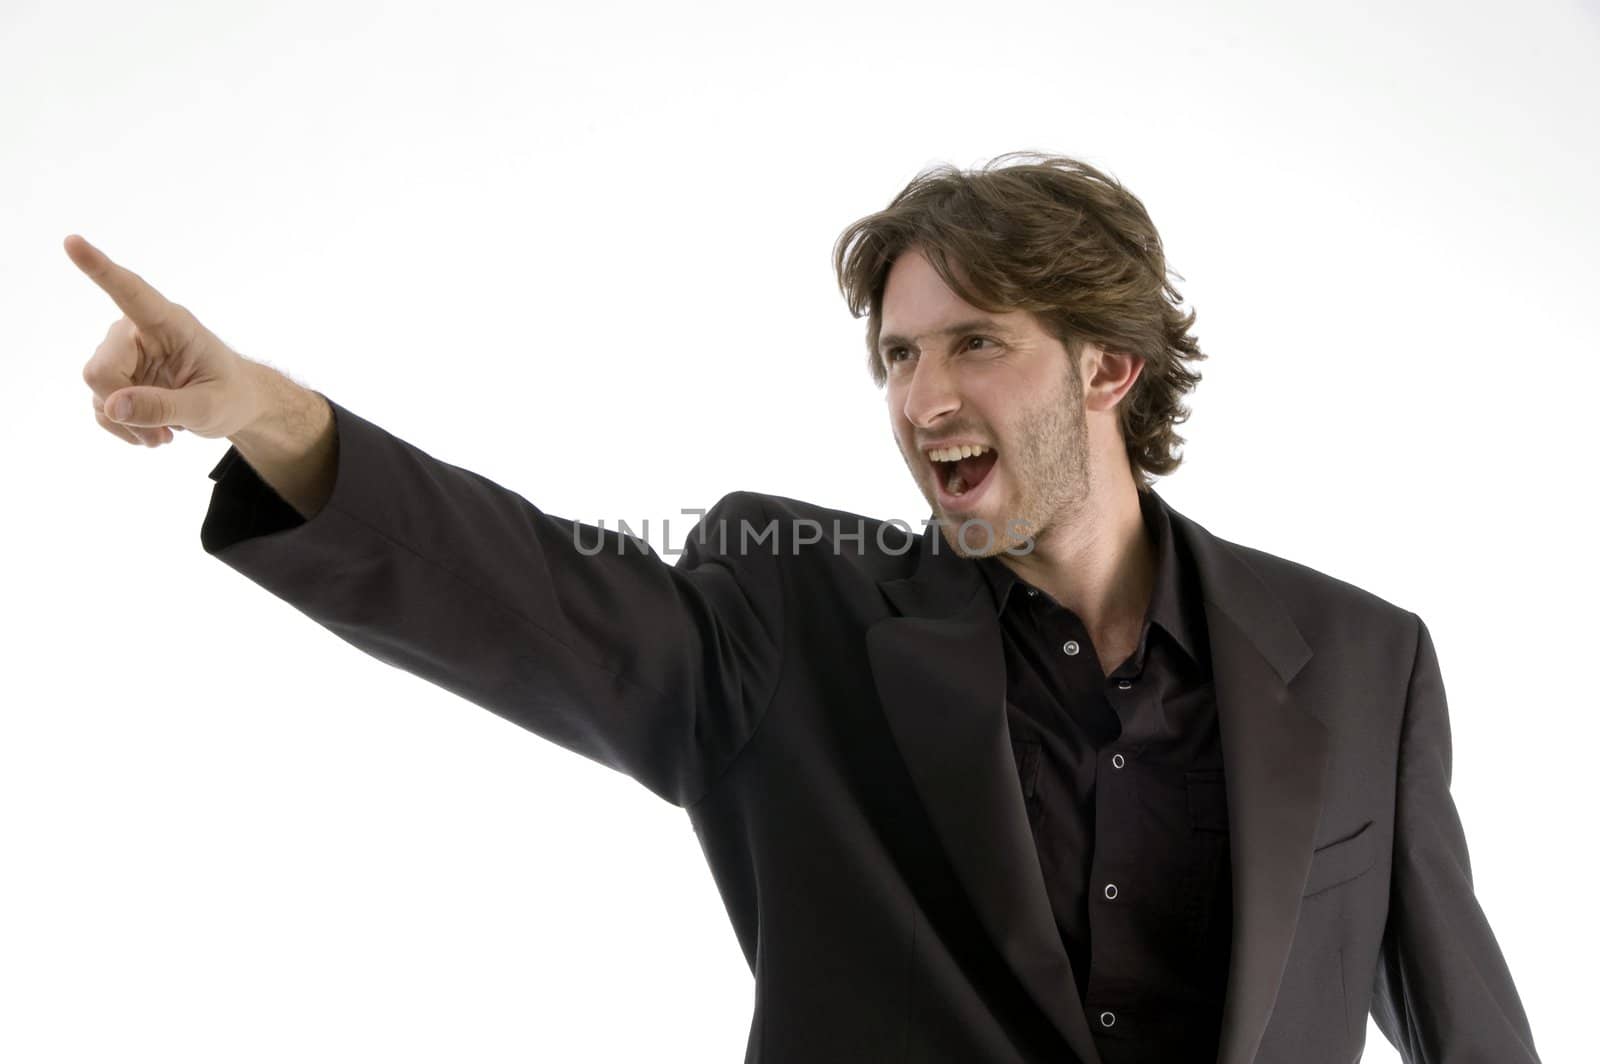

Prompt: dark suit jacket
xmin=201 ymin=397 xmax=1542 ymax=1064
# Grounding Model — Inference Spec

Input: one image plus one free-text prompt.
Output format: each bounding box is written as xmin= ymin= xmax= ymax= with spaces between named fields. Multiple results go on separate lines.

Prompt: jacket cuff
xmin=200 ymin=393 xmax=370 ymax=554
xmin=201 ymin=438 xmax=312 ymax=552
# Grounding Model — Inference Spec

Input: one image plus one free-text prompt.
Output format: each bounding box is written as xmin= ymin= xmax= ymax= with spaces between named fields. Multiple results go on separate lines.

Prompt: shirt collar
xmin=974 ymin=487 xmax=1206 ymax=670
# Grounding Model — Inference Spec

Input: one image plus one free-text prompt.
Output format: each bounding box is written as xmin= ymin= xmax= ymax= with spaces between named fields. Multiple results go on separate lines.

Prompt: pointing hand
xmin=68 ymin=234 xmax=263 ymax=446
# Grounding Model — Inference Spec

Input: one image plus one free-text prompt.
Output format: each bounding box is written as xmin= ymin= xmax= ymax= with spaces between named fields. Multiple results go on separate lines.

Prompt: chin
xmin=937 ymin=504 xmax=1006 ymax=557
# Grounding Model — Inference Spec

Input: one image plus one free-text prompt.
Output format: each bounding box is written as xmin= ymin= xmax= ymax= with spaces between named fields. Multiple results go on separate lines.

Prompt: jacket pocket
xmin=1302 ymin=819 xmax=1378 ymax=897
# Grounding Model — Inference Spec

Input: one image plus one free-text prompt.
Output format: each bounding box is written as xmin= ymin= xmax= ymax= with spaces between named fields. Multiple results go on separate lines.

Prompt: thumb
xmin=106 ymin=386 xmax=185 ymax=428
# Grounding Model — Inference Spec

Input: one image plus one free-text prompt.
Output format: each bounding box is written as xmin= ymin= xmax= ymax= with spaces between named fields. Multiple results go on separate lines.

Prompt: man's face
xmin=881 ymin=247 xmax=1092 ymax=558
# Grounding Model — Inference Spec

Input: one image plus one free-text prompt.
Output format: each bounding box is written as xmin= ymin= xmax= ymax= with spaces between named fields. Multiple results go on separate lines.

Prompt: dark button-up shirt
xmin=975 ymin=487 xmax=1232 ymax=1064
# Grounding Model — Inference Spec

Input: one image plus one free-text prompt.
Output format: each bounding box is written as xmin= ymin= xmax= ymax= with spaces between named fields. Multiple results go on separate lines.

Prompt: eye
xmin=884 ymin=337 xmax=991 ymax=366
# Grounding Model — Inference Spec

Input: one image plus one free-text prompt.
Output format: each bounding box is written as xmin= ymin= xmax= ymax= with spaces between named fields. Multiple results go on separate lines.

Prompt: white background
xmin=4 ymin=0 xmax=1594 ymax=1060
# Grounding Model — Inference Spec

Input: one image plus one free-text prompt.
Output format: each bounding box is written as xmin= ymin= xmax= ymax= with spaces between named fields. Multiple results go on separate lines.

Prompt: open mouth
xmin=929 ymin=446 xmax=1000 ymax=502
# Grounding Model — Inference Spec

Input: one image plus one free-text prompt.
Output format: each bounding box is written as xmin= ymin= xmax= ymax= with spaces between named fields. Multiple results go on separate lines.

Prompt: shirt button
xmin=1062 ymin=640 xmax=1080 ymax=656
xmin=1099 ymin=1010 xmax=1116 ymax=1028
xmin=1026 ymin=587 xmax=1038 ymax=597
xmin=1104 ymin=883 xmax=1118 ymax=900
xmin=1116 ymin=679 xmax=1132 ymax=690
xmin=1111 ymin=753 xmax=1125 ymax=769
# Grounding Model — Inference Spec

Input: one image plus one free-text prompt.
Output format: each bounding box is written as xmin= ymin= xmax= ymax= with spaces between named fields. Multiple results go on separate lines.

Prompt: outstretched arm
xmin=201 ymin=396 xmax=785 ymax=808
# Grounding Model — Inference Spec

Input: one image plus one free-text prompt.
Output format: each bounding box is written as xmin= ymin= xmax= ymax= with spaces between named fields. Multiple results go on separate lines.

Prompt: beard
xmin=985 ymin=356 xmax=1092 ymax=557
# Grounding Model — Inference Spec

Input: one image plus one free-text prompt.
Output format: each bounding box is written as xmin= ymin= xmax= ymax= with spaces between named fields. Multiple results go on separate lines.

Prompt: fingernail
xmin=111 ymin=397 xmax=131 ymax=420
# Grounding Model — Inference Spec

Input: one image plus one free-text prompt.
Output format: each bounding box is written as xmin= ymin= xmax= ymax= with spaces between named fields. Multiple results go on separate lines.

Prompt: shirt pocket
xmin=1185 ymin=767 xmax=1230 ymax=832
xmin=1010 ymin=737 xmax=1043 ymax=828
xmin=1182 ymin=767 xmax=1232 ymax=958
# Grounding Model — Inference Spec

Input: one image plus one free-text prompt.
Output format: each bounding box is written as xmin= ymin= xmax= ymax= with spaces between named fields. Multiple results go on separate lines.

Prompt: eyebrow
xmin=878 ymin=318 xmax=1016 ymax=352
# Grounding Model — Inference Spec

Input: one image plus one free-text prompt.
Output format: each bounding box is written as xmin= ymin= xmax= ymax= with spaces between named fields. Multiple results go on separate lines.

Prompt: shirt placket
xmin=1028 ymin=584 xmax=1150 ymax=1044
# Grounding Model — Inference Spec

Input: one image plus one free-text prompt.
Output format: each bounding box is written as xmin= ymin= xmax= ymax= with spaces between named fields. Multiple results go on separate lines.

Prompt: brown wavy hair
xmin=832 ymin=150 xmax=1206 ymax=491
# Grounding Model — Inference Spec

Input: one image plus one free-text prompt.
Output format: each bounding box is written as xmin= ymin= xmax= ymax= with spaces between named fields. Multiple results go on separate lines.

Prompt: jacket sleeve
xmin=1370 ymin=613 xmax=1541 ymax=1062
xmin=200 ymin=394 xmax=785 ymax=808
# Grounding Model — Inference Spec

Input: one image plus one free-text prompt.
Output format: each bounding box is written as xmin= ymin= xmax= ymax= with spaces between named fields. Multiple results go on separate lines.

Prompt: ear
xmin=1081 ymin=344 xmax=1147 ymax=414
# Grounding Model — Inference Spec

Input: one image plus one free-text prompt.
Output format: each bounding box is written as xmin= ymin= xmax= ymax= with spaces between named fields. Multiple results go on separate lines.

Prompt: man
xmin=70 ymin=152 xmax=1540 ymax=1064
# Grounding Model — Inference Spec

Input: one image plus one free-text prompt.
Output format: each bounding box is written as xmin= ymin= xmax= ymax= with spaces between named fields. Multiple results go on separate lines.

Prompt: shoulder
xmin=687 ymin=490 xmax=925 ymax=578
xmin=1207 ymin=525 xmax=1430 ymax=703
xmin=1185 ymin=514 xmax=1419 ymax=647
xmin=698 ymin=491 xmax=913 ymax=545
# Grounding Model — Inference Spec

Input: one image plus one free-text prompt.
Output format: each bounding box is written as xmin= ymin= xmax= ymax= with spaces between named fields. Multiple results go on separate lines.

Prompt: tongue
xmin=953 ymin=450 xmax=998 ymax=492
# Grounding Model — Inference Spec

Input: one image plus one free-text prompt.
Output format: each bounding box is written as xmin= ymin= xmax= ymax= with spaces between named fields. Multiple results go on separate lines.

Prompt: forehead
xmin=880 ymin=249 xmax=1033 ymax=346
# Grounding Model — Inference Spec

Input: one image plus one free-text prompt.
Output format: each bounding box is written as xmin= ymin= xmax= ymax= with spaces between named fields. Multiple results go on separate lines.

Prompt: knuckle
xmin=153 ymin=300 xmax=182 ymax=327
xmin=82 ymin=360 xmax=112 ymax=392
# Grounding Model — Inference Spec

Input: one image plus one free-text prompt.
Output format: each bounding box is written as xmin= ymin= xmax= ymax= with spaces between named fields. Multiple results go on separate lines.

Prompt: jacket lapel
xmin=867 ymin=493 xmax=1331 ymax=1064
xmin=1167 ymin=503 xmax=1330 ymax=1064
xmin=869 ymin=524 xmax=1106 ymax=1064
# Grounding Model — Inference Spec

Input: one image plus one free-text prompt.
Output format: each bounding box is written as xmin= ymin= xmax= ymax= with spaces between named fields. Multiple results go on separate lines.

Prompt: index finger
xmin=63 ymin=234 xmax=176 ymax=331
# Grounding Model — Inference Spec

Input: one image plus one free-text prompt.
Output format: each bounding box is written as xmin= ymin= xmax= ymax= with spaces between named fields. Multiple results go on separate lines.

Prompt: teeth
xmin=946 ymin=468 xmax=967 ymax=495
xmin=928 ymin=444 xmax=991 ymax=463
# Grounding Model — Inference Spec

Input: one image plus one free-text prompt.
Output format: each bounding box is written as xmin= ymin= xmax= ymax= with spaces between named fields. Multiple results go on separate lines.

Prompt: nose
xmin=901 ymin=353 xmax=961 ymax=429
